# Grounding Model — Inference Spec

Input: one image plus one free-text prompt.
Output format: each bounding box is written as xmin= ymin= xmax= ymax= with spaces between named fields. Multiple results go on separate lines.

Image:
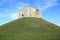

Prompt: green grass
xmin=0 ymin=18 xmax=60 ymax=40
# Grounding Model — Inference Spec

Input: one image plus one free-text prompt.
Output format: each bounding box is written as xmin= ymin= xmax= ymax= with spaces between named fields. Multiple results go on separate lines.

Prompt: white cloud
xmin=0 ymin=0 xmax=58 ymax=19
xmin=16 ymin=2 xmax=31 ymax=10
xmin=0 ymin=0 xmax=58 ymax=11
xmin=35 ymin=0 xmax=58 ymax=11
xmin=0 ymin=13 xmax=18 ymax=19
xmin=15 ymin=0 xmax=58 ymax=11
xmin=10 ymin=13 xmax=18 ymax=19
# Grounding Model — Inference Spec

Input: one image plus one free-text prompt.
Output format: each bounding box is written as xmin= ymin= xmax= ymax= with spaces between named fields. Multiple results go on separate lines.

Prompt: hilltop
xmin=0 ymin=18 xmax=60 ymax=40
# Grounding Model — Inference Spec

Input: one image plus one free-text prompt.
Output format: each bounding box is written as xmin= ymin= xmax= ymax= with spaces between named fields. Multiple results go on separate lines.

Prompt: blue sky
xmin=0 ymin=0 xmax=60 ymax=26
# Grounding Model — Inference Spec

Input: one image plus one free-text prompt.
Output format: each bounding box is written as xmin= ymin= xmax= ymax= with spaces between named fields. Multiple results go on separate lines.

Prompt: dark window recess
xmin=22 ymin=14 xmax=24 ymax=16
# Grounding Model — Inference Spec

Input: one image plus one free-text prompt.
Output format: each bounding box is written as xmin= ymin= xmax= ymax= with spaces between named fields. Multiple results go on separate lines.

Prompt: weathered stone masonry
xmin=19 ymin=7 xmax=41 ymax=18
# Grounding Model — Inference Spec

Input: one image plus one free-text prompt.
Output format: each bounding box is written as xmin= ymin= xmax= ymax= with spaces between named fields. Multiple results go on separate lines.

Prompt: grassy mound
xmin=0 ymin=18 xmax=60 ymax=40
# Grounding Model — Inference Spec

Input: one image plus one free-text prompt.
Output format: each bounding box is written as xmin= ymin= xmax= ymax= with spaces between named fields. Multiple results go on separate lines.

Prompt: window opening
xmin=22 ymin=14 xmax=24 ymax=16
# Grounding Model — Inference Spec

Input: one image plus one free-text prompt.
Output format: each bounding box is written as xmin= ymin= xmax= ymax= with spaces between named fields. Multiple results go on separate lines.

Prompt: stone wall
xmin=19 ymin=7 xmax=41 ymax=18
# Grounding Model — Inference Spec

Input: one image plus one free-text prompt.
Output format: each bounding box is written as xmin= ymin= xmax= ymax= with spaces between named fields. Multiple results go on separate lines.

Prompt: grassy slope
xmin=0 ymin=18 xmax=60 ymax=40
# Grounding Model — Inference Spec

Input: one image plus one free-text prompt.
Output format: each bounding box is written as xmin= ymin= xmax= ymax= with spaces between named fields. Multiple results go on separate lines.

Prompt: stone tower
xmin=19 ymin=7 xmax=41 ymax=18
